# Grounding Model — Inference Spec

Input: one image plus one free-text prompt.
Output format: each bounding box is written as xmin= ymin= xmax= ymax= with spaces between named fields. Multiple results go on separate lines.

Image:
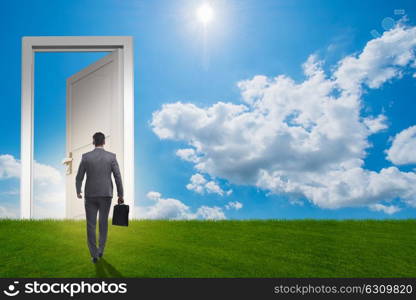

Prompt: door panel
xmin=65 ymin=51 xmax=123 ymax=219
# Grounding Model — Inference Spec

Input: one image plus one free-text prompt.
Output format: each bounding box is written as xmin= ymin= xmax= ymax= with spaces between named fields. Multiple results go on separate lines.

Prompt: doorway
xmin=21 ymin=36 xmax=135 ymax=219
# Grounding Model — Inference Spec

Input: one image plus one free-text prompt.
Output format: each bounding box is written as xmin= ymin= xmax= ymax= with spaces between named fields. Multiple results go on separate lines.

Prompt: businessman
xmin=76 ymin=132 xmax=124 ymax=263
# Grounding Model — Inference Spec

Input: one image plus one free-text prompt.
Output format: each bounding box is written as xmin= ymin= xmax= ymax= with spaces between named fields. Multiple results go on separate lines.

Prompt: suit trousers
xmin=84 ymin=196 xmax=112 ymax=258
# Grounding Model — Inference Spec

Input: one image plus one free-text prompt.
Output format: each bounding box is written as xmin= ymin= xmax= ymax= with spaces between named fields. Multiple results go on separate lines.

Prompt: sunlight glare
xmin=197 ymin=3 xmax=214 ymax=25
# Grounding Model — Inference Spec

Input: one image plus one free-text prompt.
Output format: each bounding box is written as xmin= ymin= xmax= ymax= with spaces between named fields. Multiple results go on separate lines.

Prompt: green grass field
xmin=0 ymin=219 xmax=415 ymax=278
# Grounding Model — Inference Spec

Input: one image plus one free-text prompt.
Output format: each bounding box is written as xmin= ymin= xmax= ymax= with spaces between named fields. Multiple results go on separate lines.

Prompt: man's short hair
xmin=93 ymin=132 xmax=105 ymax=146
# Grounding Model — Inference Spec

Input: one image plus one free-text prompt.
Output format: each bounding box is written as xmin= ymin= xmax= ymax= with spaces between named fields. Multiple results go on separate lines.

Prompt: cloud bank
xmin=136 ymin=191 xmax=226 ymax=220
xmin=225 ymin=201 xmax=243 ymax=210
xmin=186 ymin=173 xmax=232 ymax=196
xmin=386 ymin=125 xmax=416 ymax=165
xmin=0 ymin=154 xmax=65 ymax=219
xmin=151 ymin=23 xmax=416 ymax=212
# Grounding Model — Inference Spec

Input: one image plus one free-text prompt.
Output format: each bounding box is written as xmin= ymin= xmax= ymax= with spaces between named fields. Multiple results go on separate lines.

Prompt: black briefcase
xmin=112 ymin=204 xmax=129 ymax=226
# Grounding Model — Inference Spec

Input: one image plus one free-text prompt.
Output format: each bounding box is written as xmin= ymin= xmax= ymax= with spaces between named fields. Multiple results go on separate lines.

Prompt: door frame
xmin=21 ymin=36 xmax=134 ymax=219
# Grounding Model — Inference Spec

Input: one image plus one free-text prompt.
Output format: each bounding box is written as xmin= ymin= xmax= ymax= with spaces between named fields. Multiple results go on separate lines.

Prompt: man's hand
xmin=118 ymin=196 xmax=124 ymax=204
xmin=77 ymin=193 xmax=82 ymax=199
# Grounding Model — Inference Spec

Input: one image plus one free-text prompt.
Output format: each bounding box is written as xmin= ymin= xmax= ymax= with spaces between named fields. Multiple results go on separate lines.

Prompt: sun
xmin=197 ymin=3 xmax=214 ymax=25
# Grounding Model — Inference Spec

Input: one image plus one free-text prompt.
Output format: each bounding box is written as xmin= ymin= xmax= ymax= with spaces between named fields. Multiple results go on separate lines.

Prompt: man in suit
xmin=76 ymin=132 xmax=124 ymax=263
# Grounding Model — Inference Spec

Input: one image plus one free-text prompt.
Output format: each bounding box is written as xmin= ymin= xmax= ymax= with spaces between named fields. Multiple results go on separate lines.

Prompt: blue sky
xmin=1 ymin=0 xmax=416 ymax=219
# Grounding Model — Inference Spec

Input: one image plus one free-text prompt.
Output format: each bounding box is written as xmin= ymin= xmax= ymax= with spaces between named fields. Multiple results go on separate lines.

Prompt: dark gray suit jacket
xmin=75 ymin=147 xmax=124 ymax=198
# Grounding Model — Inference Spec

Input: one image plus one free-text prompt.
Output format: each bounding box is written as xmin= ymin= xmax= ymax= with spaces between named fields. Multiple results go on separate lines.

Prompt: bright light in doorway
xmin=197 ymin=3 xmax=214 ymax=25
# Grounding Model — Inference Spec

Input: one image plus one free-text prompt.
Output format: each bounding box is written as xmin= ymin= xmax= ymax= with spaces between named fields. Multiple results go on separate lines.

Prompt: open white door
xmin=64 ymin=50 xmax=124 ymax=219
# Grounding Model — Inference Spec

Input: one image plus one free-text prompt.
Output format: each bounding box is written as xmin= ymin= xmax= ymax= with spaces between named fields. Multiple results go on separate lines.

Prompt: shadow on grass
xmin=95 ymin=258 xmax=124 ymax=278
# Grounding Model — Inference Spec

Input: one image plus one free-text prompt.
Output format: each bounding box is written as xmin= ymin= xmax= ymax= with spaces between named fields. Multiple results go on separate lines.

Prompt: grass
xmin=0 ymin=219 xmax=415 ymax=277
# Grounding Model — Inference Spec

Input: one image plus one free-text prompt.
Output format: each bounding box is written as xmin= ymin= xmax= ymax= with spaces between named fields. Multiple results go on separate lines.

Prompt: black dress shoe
xmin=98 ymin=252 xmax=103 ymax=258
xmin=91 ymin=257 xmax=98 ymax=263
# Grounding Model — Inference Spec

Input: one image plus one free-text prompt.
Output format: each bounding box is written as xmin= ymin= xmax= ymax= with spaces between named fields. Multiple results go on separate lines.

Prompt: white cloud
xmin=176 ymin=148 xmax=200 ymax=163
xmin=363 ymin=114 xmax=388 ymax=133
xmin=137 ymin=191 xmax=227 ymax=220
xmin=195 ymin=206 xmax=226 ymax=220
xmin=34 ymin=189 xmax=65 ymax=204
xmin=205 ymin=181 xmax=225 ymax=195
xmin=0 ymin=154 xmax=62 ymax=185
xmin=150 ymin=24 xmax=416 ymax=211
xmin=225 ymin=201 xmax=243 ymax=210
xmin=334 ymin=23 xmax=416 ymax=94
xmin=369 ymin=203 xmax=401 ymax=215
xmin=146 ymin=191 xmax=162 ymax=201
xmin=386 ymin=125 xmax=416 ymax=165
xmin=186 ymin=173 xmax=231 ymax=196
xmin=186 ymin=173 xmax=207 ymax=194
xmin=140 ymin=197 xmax=195 ymax=220
xmin=0 ymin=154 xmax=20 ymax=179
xmin=0 ymin=153 xmax=65 ymax=218
xmin=256 ymin=166 xmax=416 ymax=209
xmin=0 ymin=205 xmax=18 ymax=218
xmin=32 ymin=202 xmax=65 ymax=219
xmin=33 ymin=161 xmax=62 ymax=186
